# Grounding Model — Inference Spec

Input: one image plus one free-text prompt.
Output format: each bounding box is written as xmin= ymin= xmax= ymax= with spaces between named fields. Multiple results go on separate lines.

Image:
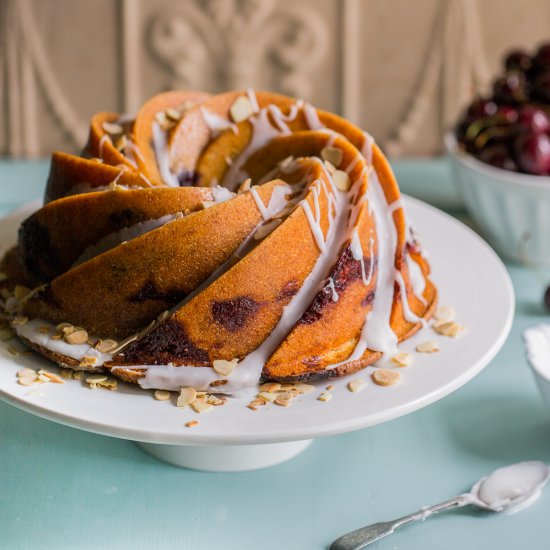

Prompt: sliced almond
xmin=372 ymin=369 xmax=401 ymax=387
xmin=321 ymin=147 xmax=343 ymax=167
xmin=95 ymin=339 xmax=118 ymax=353
xmin=347 ymin=379 xmax=366 ymax=393
xmin=253 ymin=219 xmax=282 ymax=241
xmin=274 ymin=392 xmax=293 ymax=407
xmin=154 ymin=390 xmax=171 ymax=401
xmin=17 ymin=368 xmax=35 ymax=378
xmin=259 ymin=382 xmax=281 ymax=393
xmin=332 ymin=170 xmax=351 ymax=192
xmin=79 ymin=356 xmax=97 ymax=368
xmin=185 ymin=420 xmax=199 ymax=428
xmin=294 ymin=383 xmax=315 ymax=395
xmin=42 ymin=372 xmax=64 ymax=384
xmin=18 ymin=375 xmax=37 ymax=387
xmin=433 ymin=321 xmax=464 ymax=338
xmin=391 ymin=352 xmax=414 ymax=367
xmin=230 ymin=96 xmax=253 ymax=123
xmin=209 ymin=379 xmax=228 ymax=387
xmin=324 ymin=160 xmax=336 ymax=174
xmin=65 ymin=329 xmax=88 ymax=345
xmin=326 ymin=384 xmax=335 ymax=391
xmin=0 ymin=328 xmax=13 ymax=340
xmin=37 ymin=325 xmax=50 ymax=334
xmin=86 ymin=375 xmax=107 ymax=385
xmin=115 ymin=134 xmax=128 ymax=152
xmin=212 ymin=359 xmax=236 ymax=377
xmin=257 ymin=391 xmax=277 ymax=402
xmin=12 ymin=316 xmax=29 ymax=326
xmin=238 ymin=178 xmax=251 ymax=193
xmin=177 ymin=387 xmax=197 ymax=408
xmin=165 ymin=108 xmax=182 ymax=122
xmin=434 ymin=305 xmax=456 ymax=323
xmin=60 ymin=369 xmax=74 ymax=379
xmin=206 ymin=395 xmax=225 ymax=406
xmin=318 ymin=391 xmax=333 ymax=402
xmin=102 ymin=121 xmax=123 ymax=135
xmin=191 ymin=399 xmax=214 ymax=414
xmin=416 ymin=340 xmax=440 ymax=353
xmin=201 ymin=200 xmax=215 ymax=209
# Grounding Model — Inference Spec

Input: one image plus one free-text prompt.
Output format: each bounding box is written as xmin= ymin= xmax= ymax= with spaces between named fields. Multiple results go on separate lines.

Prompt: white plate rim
xmin=0 ymin=196 xmax=515 ymax=445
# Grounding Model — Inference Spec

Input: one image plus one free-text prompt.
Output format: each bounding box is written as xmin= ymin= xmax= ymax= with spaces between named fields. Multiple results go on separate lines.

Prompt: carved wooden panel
xmin=1 ymin=0 xmax=550 ymax=158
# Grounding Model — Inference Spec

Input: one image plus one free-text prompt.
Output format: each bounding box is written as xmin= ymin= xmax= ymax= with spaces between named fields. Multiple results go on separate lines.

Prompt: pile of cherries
xmin=456 ymin=43 xmax=550 ymax=176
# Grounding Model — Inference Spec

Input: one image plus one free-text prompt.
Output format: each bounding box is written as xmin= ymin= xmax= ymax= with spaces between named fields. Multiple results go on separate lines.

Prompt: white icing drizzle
xmin=210 ymin=185 xmax=236 ymax=203
xmin=201 ymin=107 xmax=238 ymax=137
xmin=345 ymin=155 xmax=360 ymax=174
xmin=394 ymin=269 xmax=426 ymax=326
xmin=151 ymin=121 xmax=180 ymax=187
xmin=74 ymin=213 xmax=183 ymax=266
xmin=361 ymin=131 xmax=375 ymax=165
xmin=15 ymin=319 xmax=112 ymax=366
xmin=98 ymin=134 xmax=110 ymax=159
xmin=302 ymin=102 xmax=324 ymax=130
xmin=405 ymin=253 xmax=427 ymax=304
xmin=221 ymin=109 xmax=282 ymax=191
xmin=249 ymin=184 xmax=291 ymax=220
xmin=326 ymin=278 xmax=339 ymax=302
xmin=299 ymin=182 xmax=326 ymax=253
xmin=246 ymin=88 xmax=260 ymax=113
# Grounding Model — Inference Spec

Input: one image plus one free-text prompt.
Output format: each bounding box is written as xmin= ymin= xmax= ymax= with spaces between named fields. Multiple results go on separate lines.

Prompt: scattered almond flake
xmin=102 ymin=121 xmax=123 ymax=135
xmin=434 ymin=305 xmax=456 ymax=323
xmin=416 ymin=340 xmax=440 ymax=353
xmin=91 ymin=157 xmax=104 ymax=163
xmin=333 ymin=170 xmax=351 ymax=191
xmin=17 ymin=368 xmax=35 ymax=378
xmin=212 ymin=359 xmax=236 ymax=377
xmin=155 ymin=110 xmax=168 ymax=126
xmin=185 ymin=420 xmax=199 ymax=428
xmin=201 ymin=200 xmax=215 ymax=209
xmin=238 ymin=177 xmax=251 ymax=193
xmin=324 ymin=160 xmax=336 ymax=174
xmin=115 ymin=134 xmax=128 ymax=151
xmin=165 ymin=107 xmax=182 ymax=122
xmin=391 ymin=352 xmax=414 ymax=367
xmin=257 ymin=391 xmax=276 ymax=402
xmin=95 ymin=339 xmax=118 ymax=353
xmin=249 ymin=398 xmax=267 ymax=407
xmin=0 ymin=272 xmax=7 ymax=282
xmin=37 ymin=325 xmax=50 ymax=334
xmin=254 ymin=219 xmax=282 ymax=241
xmin=247 ymin=403 xmax=258 ymax=411
xmin=73 ymin=371 xmax=83 ymax=381
xmin=64 ymin=329 xmax=88 ymax=345
xmin=191 ymin=399 xmax=214 ymax=414
xmin=0 ymin=328 xmax=13 ymax=340
xmin=207 ymin=395 xmax=225 ymax=406
xmin=14 ymin=285 xmax=31 ymax=300
xmin=51 ymin=334 xmax=63 ymax=341
xmin=372 ymin=369 xmax=401 ymax=387
xmin=154 ymin=390 xmax=171 ymax=401
xmin=79 ymin=356 xmax=97 ymax=368
xmin=37 ymin=373 xmax=51 ymax=383
xmin=326 ymin=385 xmax=335 ymax=391
xmin=230 ymin=96 xmax=254 ymax=123
xmin=347 ymin=379 xmax=366 ymax=393
xmin=18 ymin=376 xmax=37 ymax=387
xmin=294 ymin=383 xmax=315 ymax=395
xmin=433 ymin=321 xmax=464 ymax=338
xmin=195 ymin=391 xmax=207 ymax=397
xmin=177 ymin=387 xmax=197 ymax=408
xmin=209 ymin=379 xmax=228 ymax=387
xmin=260 ymin=382 xmax=281 ymax=393
xmin=57 ymin=322 xmax=73 ymax=331
xmin=86 ymin=375 xmax=107 ymax=386
xmin=321 ymin=146 xmax=343 ymax=167
xmin=12 ymin=316 xmax=29 ymax=326
xmin=43 ymin=371 xmax=64 ymax=384
xmin=26 ymin=389 xmax=44 ymax=397
xmin=98 ymin=378 xmax=118 ymax=391
xmin=8 ymin=346 xmax=19 ymax=356
xmin=318 ymin=391 xmax=333 ymax=402
xmin=274 ymin=392 xmax=293 ymax=407
xmin=60 ymin=369 xmax=74 ymax=379
xmin=279 ymin=383 xmax=296 ymax=391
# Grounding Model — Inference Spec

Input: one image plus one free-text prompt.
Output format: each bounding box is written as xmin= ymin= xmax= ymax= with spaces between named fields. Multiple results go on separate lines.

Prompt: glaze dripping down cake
xmin=0 ymin=90 xmax=437 ymax=393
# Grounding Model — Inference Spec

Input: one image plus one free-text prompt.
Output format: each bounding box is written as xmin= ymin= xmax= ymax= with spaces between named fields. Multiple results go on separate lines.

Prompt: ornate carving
xmin=148 ymin=0 xmax=328 ymax=98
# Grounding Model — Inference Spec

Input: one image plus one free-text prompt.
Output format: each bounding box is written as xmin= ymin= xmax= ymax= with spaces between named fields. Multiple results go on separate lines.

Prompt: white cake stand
xmin=0 ymin=197 xmax=514 ymax=471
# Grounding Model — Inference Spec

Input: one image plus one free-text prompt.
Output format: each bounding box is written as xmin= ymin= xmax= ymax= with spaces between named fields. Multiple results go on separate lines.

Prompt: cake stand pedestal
xmin=136 ymin=439 xmax=313 ymax=471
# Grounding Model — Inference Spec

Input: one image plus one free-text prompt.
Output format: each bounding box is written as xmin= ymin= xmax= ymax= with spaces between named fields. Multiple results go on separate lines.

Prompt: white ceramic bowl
xmin=445 ymin=132 xmax=550 ymax=267
xmin=524 ymin=324 xmax=550 ymax=410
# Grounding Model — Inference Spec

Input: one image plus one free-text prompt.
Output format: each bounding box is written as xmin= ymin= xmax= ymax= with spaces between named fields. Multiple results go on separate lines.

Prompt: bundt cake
xmin=0 ymin=89 xmax=437 ymax=394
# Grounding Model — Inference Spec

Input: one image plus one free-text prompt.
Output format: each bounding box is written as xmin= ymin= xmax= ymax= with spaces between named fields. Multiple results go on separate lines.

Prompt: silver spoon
xmin=330 ymin=461 xmax=549 ymax=550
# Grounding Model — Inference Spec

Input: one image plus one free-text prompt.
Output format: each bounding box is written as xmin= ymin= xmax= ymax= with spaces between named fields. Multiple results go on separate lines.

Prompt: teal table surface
xmin=1 ymin=159 xmax=549 ymax=550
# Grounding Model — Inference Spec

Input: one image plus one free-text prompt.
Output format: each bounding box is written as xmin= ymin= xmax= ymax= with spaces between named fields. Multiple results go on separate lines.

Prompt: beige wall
xmin=2 ymin=0 xmax=550 ymax=158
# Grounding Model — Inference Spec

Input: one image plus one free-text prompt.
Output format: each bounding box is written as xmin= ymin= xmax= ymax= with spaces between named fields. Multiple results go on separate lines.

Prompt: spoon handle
xmin=330 ymin=493 xmax=473 ymax=550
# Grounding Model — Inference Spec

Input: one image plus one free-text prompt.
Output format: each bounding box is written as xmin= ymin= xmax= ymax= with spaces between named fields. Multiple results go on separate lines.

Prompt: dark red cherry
xmin=496 ymin=105 xmax=519 ymax=124
xmin=505 ymin=49 xmax=532 ymax=72
xmin=518 ymin=106 xmax=550 ymax=134
xmin=493 ymin=71 xmax=528 ymax=105
xmin=514 ymin=132 xmax=550 ymax=175
xmin=532 ymin=70 xmax=550 ymax=103
xmin=467 ymin=98 xmax=498 ymax=120
xmin=478 ymin=144 xmax=517 ymax=171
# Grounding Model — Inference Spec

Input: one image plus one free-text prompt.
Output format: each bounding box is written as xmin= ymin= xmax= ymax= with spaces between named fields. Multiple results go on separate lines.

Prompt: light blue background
xmin=1 ymin=160 xmax=548 ymax=550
